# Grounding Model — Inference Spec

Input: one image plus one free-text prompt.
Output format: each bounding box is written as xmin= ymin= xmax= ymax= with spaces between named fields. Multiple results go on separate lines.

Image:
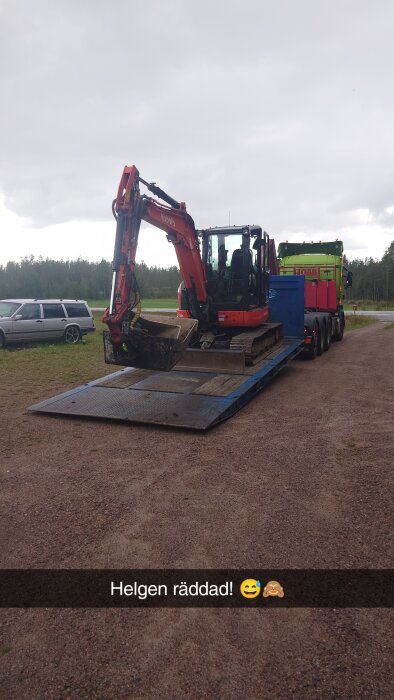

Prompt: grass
xmin=90 ymin=299 xmax=393 ymax=311
xmin=0 ymin=313 xmax=111 ymax=399
xmin=87 ymin=298 xmax=177 ymax=309
xmin=0 ymin=310 xmax=382 ymax=404
xmin=345 ymin=315 xmax=378 ymax=331
xmin=344 ymin=301 xmax=394 ymax=311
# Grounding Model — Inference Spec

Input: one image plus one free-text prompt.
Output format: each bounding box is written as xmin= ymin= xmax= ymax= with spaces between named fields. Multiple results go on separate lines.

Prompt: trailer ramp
xmin=29 ymin=339 xmax=301 ymax=430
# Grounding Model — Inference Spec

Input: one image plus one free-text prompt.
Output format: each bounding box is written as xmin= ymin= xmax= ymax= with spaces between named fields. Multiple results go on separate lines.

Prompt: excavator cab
xmin=178 ymin=226 xmax=269 ymax=322
xmin=202 ymin=226 xmax=267 ymax=311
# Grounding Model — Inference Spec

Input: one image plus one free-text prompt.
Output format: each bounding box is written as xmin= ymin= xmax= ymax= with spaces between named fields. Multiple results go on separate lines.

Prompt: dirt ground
xmin=1 ymin=323 xmax=393 ymax=699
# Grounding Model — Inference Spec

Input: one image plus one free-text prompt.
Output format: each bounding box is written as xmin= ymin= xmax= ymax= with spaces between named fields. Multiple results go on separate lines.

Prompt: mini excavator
xmin=103 ymin=165 xmax=282 ymax=372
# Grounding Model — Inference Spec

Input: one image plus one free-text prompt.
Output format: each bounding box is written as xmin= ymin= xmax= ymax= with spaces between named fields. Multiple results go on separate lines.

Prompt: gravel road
xmin=1 ymin=323 xmax=393 ymax=699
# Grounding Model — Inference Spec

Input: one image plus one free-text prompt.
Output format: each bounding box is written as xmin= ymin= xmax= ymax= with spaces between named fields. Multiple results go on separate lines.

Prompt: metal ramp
xmin=29 ymin=339 xmax=302 ymax=430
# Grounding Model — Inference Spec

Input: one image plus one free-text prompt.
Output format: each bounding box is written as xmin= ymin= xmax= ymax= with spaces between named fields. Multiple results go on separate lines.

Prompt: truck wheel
xmin=323 ymin=320 xmax=331 ymax=351
xmin=307 ymin=322 xmax=319 ymax=359
xmin=64 ymin=325 xmax=81 ymax=344
xmin=338 ymin=311 xmax=345 ymax=340
xmin=0 ymin=331 xmax=6 ymax=349
xmin=317 ymin=322 xmax=324 ymax=356
xmin=335 ymin=312 xmax=345 ymax=341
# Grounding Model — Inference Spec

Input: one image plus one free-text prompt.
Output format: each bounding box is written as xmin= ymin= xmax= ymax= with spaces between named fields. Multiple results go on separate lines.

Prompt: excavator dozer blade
xmin=103 ymin=314 xmax=198 ymax=372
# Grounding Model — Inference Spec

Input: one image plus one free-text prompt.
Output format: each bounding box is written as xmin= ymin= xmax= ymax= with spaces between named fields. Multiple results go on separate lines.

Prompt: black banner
xmin=0 ymin=570 xmax=392 ymax=608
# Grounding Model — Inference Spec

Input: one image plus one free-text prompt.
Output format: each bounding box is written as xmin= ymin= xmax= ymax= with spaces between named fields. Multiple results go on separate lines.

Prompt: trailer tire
xmin=317 ymin=322 xmax=324 ymax=356
xmin=307 ymin=322 xmax=319 ymax=359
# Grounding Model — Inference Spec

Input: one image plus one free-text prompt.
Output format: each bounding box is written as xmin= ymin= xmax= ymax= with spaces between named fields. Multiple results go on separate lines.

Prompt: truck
xmin=277 ymin=241 xmax=352 ymax=359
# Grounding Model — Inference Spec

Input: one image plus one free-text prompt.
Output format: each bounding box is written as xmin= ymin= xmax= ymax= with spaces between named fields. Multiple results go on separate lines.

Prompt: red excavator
xmin=103 ymin=165 xmax=281 ymax=371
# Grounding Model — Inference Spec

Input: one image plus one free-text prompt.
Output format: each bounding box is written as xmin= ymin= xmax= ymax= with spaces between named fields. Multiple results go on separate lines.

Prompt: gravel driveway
xmin=1 ymin=323 xmax=393 ymax=699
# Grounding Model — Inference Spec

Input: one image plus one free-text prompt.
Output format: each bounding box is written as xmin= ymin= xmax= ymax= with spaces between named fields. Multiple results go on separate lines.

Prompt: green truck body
xmin=277 ymin=241 xmax=351 ymax=357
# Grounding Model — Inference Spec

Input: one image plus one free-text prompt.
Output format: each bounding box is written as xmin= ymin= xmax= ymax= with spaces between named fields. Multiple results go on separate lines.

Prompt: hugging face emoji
xmin=263 ymin=581 xmax=284 ymax=598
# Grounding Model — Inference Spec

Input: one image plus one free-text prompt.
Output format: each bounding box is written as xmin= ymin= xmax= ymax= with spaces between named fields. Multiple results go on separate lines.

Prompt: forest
xmin=0 ymin=242 xmax=393 ymax=302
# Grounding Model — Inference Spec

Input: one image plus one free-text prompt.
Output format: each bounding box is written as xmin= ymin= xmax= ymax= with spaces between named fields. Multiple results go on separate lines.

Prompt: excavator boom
xmin=103 ymin=166 xmax=203 ymax=369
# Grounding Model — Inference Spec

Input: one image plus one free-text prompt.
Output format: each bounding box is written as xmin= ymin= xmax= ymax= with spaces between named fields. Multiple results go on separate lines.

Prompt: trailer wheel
xmin=307 ymin=322 xmax=319 ymax=359
xmin=323 ymin=320 xmax=331 ymax=351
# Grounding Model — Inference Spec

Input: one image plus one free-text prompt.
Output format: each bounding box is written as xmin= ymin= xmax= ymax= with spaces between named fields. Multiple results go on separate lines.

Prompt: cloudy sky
xmin=1 ymin=0 xmax=393 ymax=267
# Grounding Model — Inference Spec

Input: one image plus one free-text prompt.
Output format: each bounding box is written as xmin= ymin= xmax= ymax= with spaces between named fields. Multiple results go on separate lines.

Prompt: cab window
xmin=19 ymin=303 xmax=41 ymax=320
xmin=207 ymin=233 xmax=243 ymax=276
xmin=42 ymin=304 xmax=65 ymax=319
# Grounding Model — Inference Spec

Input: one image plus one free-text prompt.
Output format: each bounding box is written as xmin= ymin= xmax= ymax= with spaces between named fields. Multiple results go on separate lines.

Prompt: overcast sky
xmin=1 ymin=0 xmax=393 ymax=267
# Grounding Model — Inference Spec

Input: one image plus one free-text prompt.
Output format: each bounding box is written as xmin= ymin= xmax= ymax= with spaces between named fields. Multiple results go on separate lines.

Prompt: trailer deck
xmin=29 ymin=276 xmax=305 ymax=430
xmin=29 ymin=338 xmax=302 ymax=430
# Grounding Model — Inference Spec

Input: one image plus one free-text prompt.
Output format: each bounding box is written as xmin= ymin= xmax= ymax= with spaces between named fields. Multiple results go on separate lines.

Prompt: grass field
xmin=345 ymin=315 xmax=378 ymax=331
xmin=1 ymin=312 xmax=380 ymax=401
xmin=86 ymin=298 xmax=394 ymax=311
xmin=87 ymin=298 xmax=177 ymax=308
xmin=88 ymin=299 xmax=394 ymax=311
xmin=0 ymin=313 xmax=110 ymax=400
xmin=344 ymin=301 xmax=394 ymax=311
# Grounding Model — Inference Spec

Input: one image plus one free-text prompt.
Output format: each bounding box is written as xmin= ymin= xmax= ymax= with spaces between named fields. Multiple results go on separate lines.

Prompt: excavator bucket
xmin=103 ymin=314 xmax=198 ymax=372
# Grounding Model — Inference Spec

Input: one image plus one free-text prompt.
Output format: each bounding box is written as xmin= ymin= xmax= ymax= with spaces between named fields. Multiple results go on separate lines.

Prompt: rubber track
xmin=229 ymin=323 xmax=283 ymax=364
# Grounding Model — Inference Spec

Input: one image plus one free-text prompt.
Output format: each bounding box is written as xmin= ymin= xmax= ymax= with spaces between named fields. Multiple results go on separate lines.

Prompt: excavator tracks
xmin=229 ymin=323 xmax=283 ymax=364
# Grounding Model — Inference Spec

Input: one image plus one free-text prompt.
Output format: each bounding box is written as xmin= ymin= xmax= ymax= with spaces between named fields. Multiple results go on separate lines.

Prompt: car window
xmin=19 ymin=303 xmax=41 ymax=320
xmin=42 ymin=304 xmax=65 ymax=319
xmin=0 ymin=301 xmax=21 ymax=317
xmin=64 ymin=303 xmax=90 ymax=318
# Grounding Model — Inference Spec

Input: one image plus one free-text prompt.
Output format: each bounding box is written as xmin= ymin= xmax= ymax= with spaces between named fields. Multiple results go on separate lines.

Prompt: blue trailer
xmin=29 ymin=276 xmax=304 ymax=430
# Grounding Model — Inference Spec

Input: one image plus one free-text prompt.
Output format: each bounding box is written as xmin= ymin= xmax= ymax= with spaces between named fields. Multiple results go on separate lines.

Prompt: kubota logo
xmin=161 ymin=212 xmax=176 ymax=228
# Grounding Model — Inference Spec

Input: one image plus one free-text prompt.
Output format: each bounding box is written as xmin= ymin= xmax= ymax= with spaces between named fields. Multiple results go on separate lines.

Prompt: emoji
xmin=263 ymin=581 xmax=284 ymax=598
xmin=240 ymin=578 xmax=261 ymax=599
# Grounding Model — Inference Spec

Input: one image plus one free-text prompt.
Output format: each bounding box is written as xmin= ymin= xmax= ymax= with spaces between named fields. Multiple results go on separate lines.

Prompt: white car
xmin=0 ymin=299 xmax=95 ymax=348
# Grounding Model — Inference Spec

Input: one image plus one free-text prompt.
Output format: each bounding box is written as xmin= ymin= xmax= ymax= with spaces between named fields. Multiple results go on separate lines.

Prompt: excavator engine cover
xmin=104 ymin=314 xmax=198 ymax=372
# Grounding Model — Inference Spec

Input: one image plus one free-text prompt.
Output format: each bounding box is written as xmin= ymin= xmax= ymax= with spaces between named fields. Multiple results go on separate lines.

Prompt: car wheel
xmin=0 ymin=331 xmax=6 ymax=349
xmin=64 ymin=325 xmax=81 ymax=344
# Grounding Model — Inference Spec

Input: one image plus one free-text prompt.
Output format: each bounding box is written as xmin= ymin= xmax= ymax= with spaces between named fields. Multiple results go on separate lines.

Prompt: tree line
xmin=0 ymin=242 xmax=393 ymax=301
xmin=0 ymin=258 xmax=181 ymax=300
xmin=346 ymin=241 xmax=394 ymax=302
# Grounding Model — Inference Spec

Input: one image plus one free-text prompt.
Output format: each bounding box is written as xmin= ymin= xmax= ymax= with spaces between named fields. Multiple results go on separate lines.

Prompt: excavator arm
xmin=104 ymin=166 xmax=206 ymax=334
xmin=102 ymin=165 xmax=203 ymax=369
